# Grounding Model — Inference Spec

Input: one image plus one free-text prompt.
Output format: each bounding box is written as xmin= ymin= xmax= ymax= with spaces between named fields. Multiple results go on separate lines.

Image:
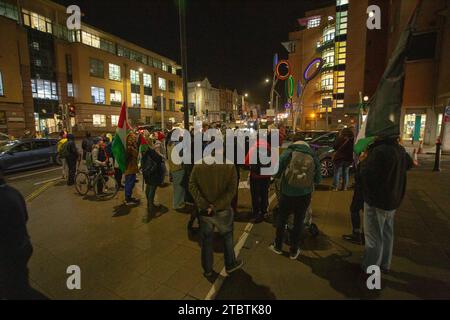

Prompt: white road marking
xmin=7 ymin=167 xmax=60 ymax=181
xmin=205 ymin=193 xmax=277 ymax=300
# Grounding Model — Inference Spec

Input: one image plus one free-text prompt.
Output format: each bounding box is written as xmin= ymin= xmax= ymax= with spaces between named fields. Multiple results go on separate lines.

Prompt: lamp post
xmin=178 ymin=0 xmax=189 ymax=130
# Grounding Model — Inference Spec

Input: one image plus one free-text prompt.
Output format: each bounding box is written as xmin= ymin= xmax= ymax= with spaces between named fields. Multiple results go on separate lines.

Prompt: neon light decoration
xmin=275 ymin=60 xmax=291 ymax=80
xmin=303 ymin=57 xmax=324 ymax=83
xmin=285 ymin=75 xmax=294 ymax=98
xmin=273 ymin=53 xmax=279 ymax=71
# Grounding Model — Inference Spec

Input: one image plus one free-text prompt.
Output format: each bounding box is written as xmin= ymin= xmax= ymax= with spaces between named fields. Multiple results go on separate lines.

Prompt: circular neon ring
xmin=285 ymin=75 xmax=294 ymax=98
xmin=303 ymin=58 xmax=324 ymax=83
xmin=275 ymin=60 xmax=291 ymax=80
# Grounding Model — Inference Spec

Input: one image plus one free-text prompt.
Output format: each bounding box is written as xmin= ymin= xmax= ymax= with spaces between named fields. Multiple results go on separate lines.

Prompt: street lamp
xmin=265 ymin=78 xmax=270 ymax=83
xmin=244 ymin=93 xmax=249 ymax=98
xmin=139 ymin=67 xmax=143 ymax=72
xmin=363 ymin=96 xmax=369 ymax=102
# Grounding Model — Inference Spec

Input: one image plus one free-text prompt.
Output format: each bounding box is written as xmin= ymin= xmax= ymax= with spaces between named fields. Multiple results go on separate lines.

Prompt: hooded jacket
xmin=275 ymin=141 xmax=322 ymax=197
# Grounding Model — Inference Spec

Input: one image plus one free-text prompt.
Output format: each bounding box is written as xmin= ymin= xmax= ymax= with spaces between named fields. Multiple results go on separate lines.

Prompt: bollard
xmin=433 ymin=138 xmax=442 ymax=172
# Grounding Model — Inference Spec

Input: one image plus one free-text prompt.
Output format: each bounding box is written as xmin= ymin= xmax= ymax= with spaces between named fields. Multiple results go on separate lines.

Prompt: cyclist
xmin=91 ymin=137 xmax=110 ymax=194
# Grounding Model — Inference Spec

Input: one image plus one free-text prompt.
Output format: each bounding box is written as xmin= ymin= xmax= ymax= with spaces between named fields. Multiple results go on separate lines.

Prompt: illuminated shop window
xmin=111 ymin=115 xmax=119 ymax=126
xmin=93 ymin=114 xmax=106 ymax=127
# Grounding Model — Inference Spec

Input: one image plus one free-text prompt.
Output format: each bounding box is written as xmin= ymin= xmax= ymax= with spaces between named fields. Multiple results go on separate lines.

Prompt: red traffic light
xmin=68 ymin=105 xmax=76 ymax=117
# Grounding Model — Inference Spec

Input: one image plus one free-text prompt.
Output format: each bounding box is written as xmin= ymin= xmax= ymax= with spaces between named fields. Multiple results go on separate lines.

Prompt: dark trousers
xmin=231 ymin=166 xmax=240 ymax=213
xmin=350 ymin=186 xmax=364 ymax=232
xmin=67 ymin=158 xmax=77 ymax=185
xmin=275 ymin=193 xmax=312 ymax=253
xmin=250 ymin=177 xmax=270 ymax=217
xmin=199 ymin=209 xmax=236 ymax=273
xmin=114 ymin=168 xmax=123 ymax=187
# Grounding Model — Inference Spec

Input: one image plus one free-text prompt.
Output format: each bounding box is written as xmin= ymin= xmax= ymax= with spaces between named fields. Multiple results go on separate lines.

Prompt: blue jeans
xmin=171 ymin=169 xmax=185 ymax=209
xmin=362 ymin=203 xmax=396 ymax=270
xmin=333 ymin=163 xmax=350 ymax=189
xmin=199 ymin=209 xmax=237 ymax=273
xmin=124 ymin=174 xmax=136 ymax=200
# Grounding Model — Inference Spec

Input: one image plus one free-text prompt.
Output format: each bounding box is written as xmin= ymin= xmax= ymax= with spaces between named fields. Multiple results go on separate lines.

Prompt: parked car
xmin=0 ymin=138 xmax=59 ymax=173
xmin=308 ymin=131 xmax=339 ymax=177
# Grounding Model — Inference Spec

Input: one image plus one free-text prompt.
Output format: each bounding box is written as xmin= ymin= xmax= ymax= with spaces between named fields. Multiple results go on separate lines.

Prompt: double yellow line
xmin=25 ymin=180 xmax=58 ymax=203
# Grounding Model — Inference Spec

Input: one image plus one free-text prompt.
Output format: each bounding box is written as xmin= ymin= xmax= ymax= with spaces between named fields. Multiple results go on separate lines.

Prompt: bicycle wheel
xmin=93 ymin=173 xmax=118 ymax=200
xmin=75 ymin=172 xmax=90 ymax=195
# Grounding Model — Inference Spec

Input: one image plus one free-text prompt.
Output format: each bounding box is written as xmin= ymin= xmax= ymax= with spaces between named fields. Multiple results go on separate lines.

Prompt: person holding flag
xmin=112 ymin=102 xmax=140 ymax=205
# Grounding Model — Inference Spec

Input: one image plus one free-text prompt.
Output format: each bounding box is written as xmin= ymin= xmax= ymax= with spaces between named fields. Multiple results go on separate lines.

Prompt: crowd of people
xmin=1 ymin=121 xmax=414 ymax=299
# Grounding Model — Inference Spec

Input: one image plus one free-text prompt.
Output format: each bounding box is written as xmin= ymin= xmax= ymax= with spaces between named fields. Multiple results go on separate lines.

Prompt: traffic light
xmin=68 ymin=105 xmax=76 ymax=117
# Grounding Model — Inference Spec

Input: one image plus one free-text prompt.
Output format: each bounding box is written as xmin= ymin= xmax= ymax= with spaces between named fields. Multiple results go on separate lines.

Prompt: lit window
xmin=0 ymin=72 xmax=4 ymax=96
xmin=109 ymin=64 xmax=121 ymax=81
xmin=131 ymin=93 xmax=140 ymax=107
xmin=67 ymin=83 xmax=74 ymax=97
xmin=162 ymin=63 xmax=168 ymax=72
xmin=337 ymin=0 xmax=348 ymax=6
xmin=82 ymin=31 xmax=100 ymax=48
xmin=22 ymin=10 xmax=52 ymax=34
xmin=111 ymin=115 xmax=119 ymax=126
xmin=93 ymin=114 xmax=106 ymax=127
xmin=91 ymin=86 xmax=105 ymax=104
xmin=31 ymin=42 xmax=39 ymax=50
xmin=158 ymin=77 xmax=166 ymax=91
xmin=172 ymin=67 xmax=177 ymax=75
xmin=130 ymin=69 xmax=140 ymax=85
xmin=144 ymin=95 xmax=153 ymax=109
xmin=31 ymin=79 xmax=58 ymax=100
xmin=110 ymin=89 xmax=122 ymax=105
xmin=143 ymin=73 xmax=152 ymax=88
xmin=307 ymin=17 xmax=321 ymax=29
xmin=90 ymin=58 xmax=104 ymax=78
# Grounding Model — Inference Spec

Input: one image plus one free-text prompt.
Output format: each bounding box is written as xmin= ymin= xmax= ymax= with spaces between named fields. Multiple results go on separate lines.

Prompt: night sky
xmin=54 ymin=0 xmax=334 ymax=106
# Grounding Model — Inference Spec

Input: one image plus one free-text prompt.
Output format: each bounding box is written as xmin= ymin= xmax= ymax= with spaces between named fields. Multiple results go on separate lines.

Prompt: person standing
xmin=245 ymin=137 xmax=272 ymax=224
xmin=332 ymin=128 xmax=355 ymax=191
xmin=342 ymin=151 xmax=367 ymax=244
xmin=57 ymin=131 xmax=68 ymax=180
xmin=81 ymin=132 xmax=93 ymax=161
xmin=65 ymin=134 xmax=79 ymax=186
xmin=167 ymin=132 xmax=186 ymax=210
xmin=124 ymin=132 xmax=140 ymax=205
xmin=189 ymin=154 xmax=243 ymax=277
xmin=270 ymin=140 xmax=321 ymax=260
xmin=141 ymin=141 xmax=165 ymax=223
xmin=0 ymin=164 xmax=47 ymax=300
xmin=360 ymin=137 xmax=413 ymax=273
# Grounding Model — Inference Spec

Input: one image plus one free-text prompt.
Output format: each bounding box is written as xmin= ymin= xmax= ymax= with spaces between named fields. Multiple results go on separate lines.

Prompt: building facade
xmin=0 ymin=0 xmax=183 ymax=138
xmin=287 ymin=0 xmax=450 ymax=148
xmin=188 ymin=78 xmax=240 ymax=123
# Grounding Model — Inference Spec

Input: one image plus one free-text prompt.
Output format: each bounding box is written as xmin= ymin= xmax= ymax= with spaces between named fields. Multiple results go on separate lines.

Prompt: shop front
xmin=402 ymin=113 xmax=427 ymax=143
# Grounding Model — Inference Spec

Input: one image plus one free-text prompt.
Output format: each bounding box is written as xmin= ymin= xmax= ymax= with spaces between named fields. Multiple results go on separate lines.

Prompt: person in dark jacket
xmin=245 ymin=137 xmax=272 ymax=224
xmin=360 ymin=137 xmax=413 ymax=272
xmin=342 ymin=151 xmax=367 ymax=244
xmin=66 ymin=134 xmax=79 ymax=186
xmin=332 ymin=128 xmax=355 ymax=191
xmin=81 ymin=132 xmax=93 ymax=161
xmin=0 ymin=164 xmax=47 ymax=300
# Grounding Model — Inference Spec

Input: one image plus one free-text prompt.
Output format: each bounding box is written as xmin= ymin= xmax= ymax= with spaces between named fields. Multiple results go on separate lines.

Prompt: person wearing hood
xmin=270 ymin=140 xmax=321 ymax=260
xmin=66 ymin=134 xmax=79 ymax=186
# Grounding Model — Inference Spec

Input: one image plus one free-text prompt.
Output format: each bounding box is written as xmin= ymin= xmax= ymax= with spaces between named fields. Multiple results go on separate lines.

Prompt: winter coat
xmin=360 ymin=138 xmax=413 ymax=211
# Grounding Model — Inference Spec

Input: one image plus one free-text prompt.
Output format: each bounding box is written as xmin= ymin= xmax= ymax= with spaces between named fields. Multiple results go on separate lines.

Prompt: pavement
xmin=19 ymin=153 xmax=450 ymax=300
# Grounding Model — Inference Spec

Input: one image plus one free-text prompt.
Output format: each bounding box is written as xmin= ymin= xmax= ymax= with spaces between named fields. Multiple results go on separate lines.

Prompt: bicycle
xmin=75 ymin=164 xmax=118 ymax=200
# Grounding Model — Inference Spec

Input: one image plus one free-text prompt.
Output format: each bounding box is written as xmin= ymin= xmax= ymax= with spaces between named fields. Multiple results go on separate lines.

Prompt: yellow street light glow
xmin=139 ymin=67 xmax=143 ymax=72
xmin=363 ymin=96 xmax=369 ymax=102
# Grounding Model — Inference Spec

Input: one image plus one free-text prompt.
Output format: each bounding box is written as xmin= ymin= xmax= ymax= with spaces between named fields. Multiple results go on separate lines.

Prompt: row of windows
xmin=31 ymin=79 xmax=58 ymax=100
xmin=307 ymin=17 xmax=321 ymax=29
xmin=0 ymin=1 xmax=19 ymax=21
xmin=17 ymin=7 xmax=178 ymax=75
xmin=88 ymin=59 xmax=174 ymax=92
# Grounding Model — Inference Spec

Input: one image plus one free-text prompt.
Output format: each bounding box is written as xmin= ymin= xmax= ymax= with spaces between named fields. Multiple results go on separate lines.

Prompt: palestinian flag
xmin=355 ymin=0 xmax=422 ymax=154
xmin=112 ymin=102 xmax=130 ymax=173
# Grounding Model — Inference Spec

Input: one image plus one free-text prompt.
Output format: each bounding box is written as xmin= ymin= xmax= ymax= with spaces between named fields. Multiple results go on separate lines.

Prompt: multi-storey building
xmin=188 ymin=78 xmax=240 ymax=123
xmin=0 ymin=0 xmax=183 ymax=138
xmin=287 ymin=0 xmax=450 ymax=149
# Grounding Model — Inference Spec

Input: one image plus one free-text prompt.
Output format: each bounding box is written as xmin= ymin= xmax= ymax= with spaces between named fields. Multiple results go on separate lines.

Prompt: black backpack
xmin=141 ymin=150 xmax=159 ymax=184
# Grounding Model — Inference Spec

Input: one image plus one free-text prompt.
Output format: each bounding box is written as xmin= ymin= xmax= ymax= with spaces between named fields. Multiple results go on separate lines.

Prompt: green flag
xmin=365 ymin=1 xmax=422 ymax=138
